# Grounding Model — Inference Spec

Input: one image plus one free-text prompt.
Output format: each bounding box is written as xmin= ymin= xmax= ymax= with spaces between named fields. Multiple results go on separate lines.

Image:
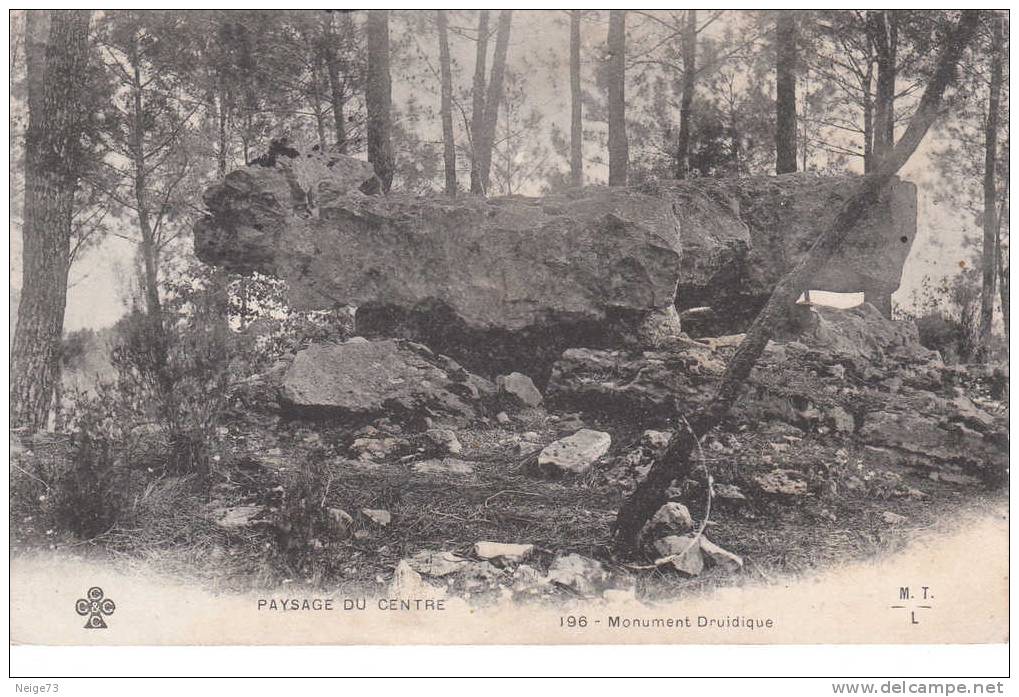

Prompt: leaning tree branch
xmin=612 ymin=10 xmax=982 ymax=554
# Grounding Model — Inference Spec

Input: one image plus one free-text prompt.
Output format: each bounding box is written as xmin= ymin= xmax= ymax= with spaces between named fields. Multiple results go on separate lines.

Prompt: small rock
xmin=412 ymin=458 xmax=476 ymax=475
xmin=699 ymin=537 xmax=743 ymax=572
xmin=406 ymin=550 xmax=471 ymax=577
xmin=522 ymin=431 xmax=541 ymax=441
xmin=473 ymin=541 xmax=535 ymax=564
xmin=640 ymin=429 xmax=673 ymax=451
xmin=557 ymin=413 xmax=586 ymax=430
xmin=361 ymin=509 xmax=391 ymax=526
xmin=496 ymin=372 xmax=543 ymax=407
xmin=653 ymin=535 xmax=705 ymax=576
xmin=350 ymin=437 xmax=404 ymax=461
xmin=495 ymin=411 xmax=511 ymax=425
xmin=642 ymin=502 xmax=694 ymax=539
xmin=389 ymin=560 xmax=445 ymax=599
xmin=327 ymin=508 xmax=354 ymax=537
xmin=425 ymin=428 xmax=463 ymax=455
xmin=827 ymin=364 xmax=846 ymax=380
xmin=547 ymin=553 xmax=610 ymax=595
xmin=536 ymin=429 xmax=612 ymax=476
xmin=213 ymin=505 xmax=265 ymax=530
xmin=511 ymin=564 xmax=549 ymax=593
xmin=753 ymin=469 xmax=809 ymax=496
xmin=828 ymin=406 xmax=855 ymax=434
xmin=713 ymin=483 xmax=746 ymax=501
xmin=769 ymin=442 xmax=789 ymax=453
xmin=881 ymin=511 xmax=908 ymax=525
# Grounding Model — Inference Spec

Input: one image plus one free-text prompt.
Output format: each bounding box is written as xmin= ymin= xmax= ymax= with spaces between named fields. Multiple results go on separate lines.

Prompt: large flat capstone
xmin=194 ymin=153 xmax=916 ymax=372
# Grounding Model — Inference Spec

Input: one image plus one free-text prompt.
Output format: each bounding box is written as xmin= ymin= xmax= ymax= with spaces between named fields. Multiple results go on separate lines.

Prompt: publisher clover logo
xmin=75 ymin=586 xmax=116 ymax=629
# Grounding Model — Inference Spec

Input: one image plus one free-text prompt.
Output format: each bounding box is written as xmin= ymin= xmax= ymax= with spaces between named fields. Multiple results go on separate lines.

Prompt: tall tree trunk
xmin=469 ymin=11 xmax=490 ymax=194
xmin=606 ymin=10 xmax=628 ymax=186
xmin=365 ymin=10 xmax=394 ymax=192
xmin=215 ymin=80 xmax=229 ymax=178
xmin=869 ymin=10 xmax=898 ymax=161
xmin=862 ymin=57 xmax=874 ymax=172
xmin=775 ymin=11 xmax=798 ymax=174
xmin=437 ymin=10 xmax=457 ymax=195
xmin=613 ymin=10 xmax=981 ymax=553
xmin=995 ymin=198 xmax=1009 ymax=342
xmin=475 ymin=10 xmax=512 ymax=194
xmin=11 ymin=10 xmax=91 ymax=431
xmin=569 ymin=10 xmax=584 ymax=187
xmin=675 ymin=10 xmax=697 ymax=178
xmin=323 ymin=12 xmax=348 ymax=152
xmin=978 ymin=13 xmax=1003 ymax=358
xmin=127 ymin=42 xmax=162 ymax=323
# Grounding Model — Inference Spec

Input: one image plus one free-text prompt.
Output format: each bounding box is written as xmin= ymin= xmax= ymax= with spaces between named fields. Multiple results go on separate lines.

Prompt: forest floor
xmin=9 ymin=400 xmax=1009 ymax=603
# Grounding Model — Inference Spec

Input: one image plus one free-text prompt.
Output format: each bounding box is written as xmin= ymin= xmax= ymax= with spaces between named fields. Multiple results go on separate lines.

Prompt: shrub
xmin=899 ymin=271 xmax=982 ymax=363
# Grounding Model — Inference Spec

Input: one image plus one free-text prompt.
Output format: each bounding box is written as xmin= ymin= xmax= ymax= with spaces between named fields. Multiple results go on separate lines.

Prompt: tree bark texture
xmin=607 ymin=10 xmax=628 ymax=186
xmin=365 ymin=10 xmax=394 ymax=192
xmin=775 ymin=11 xmax=798 ymax=174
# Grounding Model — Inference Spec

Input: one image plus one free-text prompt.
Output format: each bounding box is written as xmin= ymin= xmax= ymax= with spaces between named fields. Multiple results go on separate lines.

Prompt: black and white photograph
xmin=6 ymin=6 xmax=1011 ymax=679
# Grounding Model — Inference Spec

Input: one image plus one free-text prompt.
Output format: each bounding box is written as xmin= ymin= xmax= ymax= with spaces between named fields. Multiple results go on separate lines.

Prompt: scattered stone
xmin=828 ymin=406 xmax=855 ymax=434
xmin=653 ymin=535 xmax=705 ymax=576
xmin=640 ymin=429 xmax=673 ymax=451
xmin=642 ymin=502 xmax=694 ymax=540
xmin=511 ymin=564 xmax=549 ymax=594
xmin=496 ymin=372 xmax=543 ymax=408
xmin=389 ymin=560 xmax=445 ymax=599
xmin=406 ymin=550 xmax=471 ymax=577
xmin=327 ymin=508 xmax=354 ymax=537
xmin=928 ymin=471 xmax=982 ymax=486
xmin=713 ymin=483 xmax=746 ymax=501
xmin=424 ymin=429 xmax=463 ymax=455
xmin=412 ymin=458 xmax=477 ymax=476
xmin=536 ymin=429 xmax=611 ymax=476
xmin=522 ymin=431 xmax=541 ymax=442
xmin=350 ymin=437 xmax=405 ymax=461
xmin=495 ymin=411 xmax=511 ymax=425
xmin=212 ymin=505 xmax=265 ymax=530
xmin=881 ymin=511 xmax=907 ymax=525
xmin=473 ymin=542 xmax=535 ymax=564
xmin=860 ymin=410 xmax=1005 ymax=472
xmin=699 ymin=537 xmax=743 ymax=572
xmin=361 ymin=509 xmax=391 ymax=527
xmin=547 ymin=553 xmax=611 ymax=595
xmin=753 ymin=469 xmax=810 ymax=496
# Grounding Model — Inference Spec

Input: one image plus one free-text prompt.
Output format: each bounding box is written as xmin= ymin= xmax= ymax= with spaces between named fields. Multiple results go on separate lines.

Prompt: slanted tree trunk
xmin=978 ymin=13 xmax=1003 ymax=359
xmin=569 ymin=10 xmax=584 ymax=187
xmin=469 ymin=11 xmax=490 ymax=194
xmin=607 ymin=10 xmax=628 ymax=186
xmin=612 ymin=10 xmax=981 ymax=553
xmin=437 ymin=10 xmax=457 ymax=195
xmin=11 ymin=10 xmax=91 ymax=431
xmin=323 ymin=12 xmax=348 ymax=152
xmin=775 ymin=11 xmax=798 ymax=174
xmin=868 ymin=10 xmax=898 ymax=161
xmin=476 ymin=10 xmax=512 ymax=194
xmin=675 ymin=10 xmax=697 ymax=178
xmin=365 ymin=10 xmax=394 ymax=192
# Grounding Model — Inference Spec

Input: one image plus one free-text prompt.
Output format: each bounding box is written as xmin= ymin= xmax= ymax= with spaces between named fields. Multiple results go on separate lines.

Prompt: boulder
xmin=496 ymin=372 xmax=543 ymax=408
xmin=196 ymin=157 xmax=916 ymax=372
xmin=536 ymin=429 xmax=612 ymax=476
xmin=547 ymin=343 xmax=723 ymax=415
xmin=858 ymin=410 xmax=1007 ymax=474
xmin=280 ymin=338 xmax=492 ymax=422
